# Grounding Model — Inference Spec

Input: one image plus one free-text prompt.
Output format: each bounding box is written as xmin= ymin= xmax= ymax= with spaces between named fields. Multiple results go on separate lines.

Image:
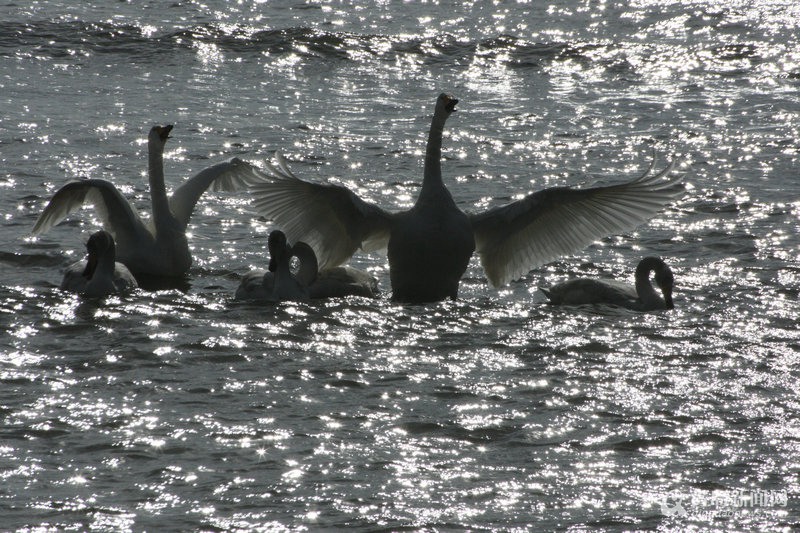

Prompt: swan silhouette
xmin=250 ymin=93 xmax=684 ymax=303
xmin=291 ymin=242 xmax=379 ymax=299
xmin=541 ymin=256 xmax=675 ymax=311
xmin=32 ymin=125 xmax=262 ymax=278
xmin=61 ymin=230 xmax=138 ymax=297
xmin=235 ymin=230 xmax=309 ymax=302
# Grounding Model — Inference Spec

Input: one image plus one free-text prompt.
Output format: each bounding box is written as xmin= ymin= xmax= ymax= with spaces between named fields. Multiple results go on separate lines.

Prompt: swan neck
xmin=635 ymin=263 xmax=663 ymax=308
xmin=96 ymin=247 xmax=117 ymax=279
xmin=271 ymin=256 xmax=297 ymax=299
xmin=148 ymin=142 xmax=172 ymax=226
xmin=293 ymin=244 xmax=318 ymax=286
xmin=420 ymin=112 xmax=448 ymax=198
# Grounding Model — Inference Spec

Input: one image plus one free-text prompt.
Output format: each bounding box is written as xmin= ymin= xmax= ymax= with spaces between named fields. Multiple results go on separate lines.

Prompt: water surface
xmin=1 ymin=0 xmax=799 ymax=530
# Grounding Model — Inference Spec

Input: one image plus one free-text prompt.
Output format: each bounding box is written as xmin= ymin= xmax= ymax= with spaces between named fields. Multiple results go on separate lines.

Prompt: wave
xmin=0 ymin=19 xmax=619 ymax=68
xmin=0 ymin=250 xmax=65 ymax=268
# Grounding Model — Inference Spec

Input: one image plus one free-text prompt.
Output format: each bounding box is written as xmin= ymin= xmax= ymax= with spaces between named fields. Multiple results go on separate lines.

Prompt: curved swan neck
xmin=635 ymin=257 xmax=668 ymax=309
xmin=292 ymin=242 xmax=318 ymax=286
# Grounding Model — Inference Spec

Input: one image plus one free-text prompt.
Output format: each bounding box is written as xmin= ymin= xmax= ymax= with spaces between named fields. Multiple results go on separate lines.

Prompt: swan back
xmin=292 ymin=241 xmax=379 ymax=298
xmin=235 ymin=268 xmax=273 ymax=300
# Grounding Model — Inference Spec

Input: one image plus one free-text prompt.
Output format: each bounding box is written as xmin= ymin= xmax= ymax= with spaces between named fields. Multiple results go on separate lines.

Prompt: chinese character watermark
xmin=656 ymin=489 xmax=788 ymax=520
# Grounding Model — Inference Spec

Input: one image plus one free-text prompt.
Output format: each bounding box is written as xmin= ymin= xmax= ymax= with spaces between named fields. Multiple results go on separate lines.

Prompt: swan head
xmin=81 ymin=230 xmax=115 ymax=279
xmin=436 ymin=93 xmax=458 ymax=115
xmin=267 ymin=230 xmax=289 ymax=272
xmin=148 ymin=124 xmax=174 ymax=148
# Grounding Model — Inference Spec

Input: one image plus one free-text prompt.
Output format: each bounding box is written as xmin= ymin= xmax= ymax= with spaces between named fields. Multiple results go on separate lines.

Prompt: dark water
xmin=1 ymin=1 xmax=799 ymax=530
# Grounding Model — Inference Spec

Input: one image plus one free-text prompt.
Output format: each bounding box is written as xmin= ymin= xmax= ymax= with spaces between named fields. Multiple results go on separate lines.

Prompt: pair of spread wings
xmin=249 ymin=153 xmax=685 ymax=287
xmin=31 ymin=158 xmax=263 ymax=247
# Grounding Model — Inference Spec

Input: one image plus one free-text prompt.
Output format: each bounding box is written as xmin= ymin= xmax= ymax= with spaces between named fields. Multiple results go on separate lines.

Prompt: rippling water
xmin=1 ymin=0 xmax=799 ymax=530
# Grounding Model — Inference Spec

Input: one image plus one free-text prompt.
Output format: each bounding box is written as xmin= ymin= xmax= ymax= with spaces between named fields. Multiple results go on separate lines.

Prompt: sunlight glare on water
xmin=0 ymin=0 xmax=798 ymax=530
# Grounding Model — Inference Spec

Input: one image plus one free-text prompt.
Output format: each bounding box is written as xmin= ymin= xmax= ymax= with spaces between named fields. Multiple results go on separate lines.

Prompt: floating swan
xmin=291 ymin=242 xmax=379 ymax=299
xmin=541 ymin=256 xmax=675 ymax=311
xmin=250 ymin=93 xmax=685 ymax=303
xmin=32 ymin=125 xmax=262 ymax=278
xmin=235 ymin=230 xmax=309 ymax=302
xmin=61 ymin=230 xmax=138 ymax=297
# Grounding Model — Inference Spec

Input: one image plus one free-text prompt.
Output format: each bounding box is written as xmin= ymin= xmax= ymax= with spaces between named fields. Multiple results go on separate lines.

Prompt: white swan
xmin=291 ymin=242 xmax=379 ymax=299
xmin=249 ymin=93 xmax=685 ymax=303
xmin=235 ymin=230 xmax=309 ymax=302
xmin=32 ymin=125 xmax=262 ymax=278
xmin=61 ymin=230 xmax=138 ymax=297
xmin=541 ymin=256 xmax=675 ymax=311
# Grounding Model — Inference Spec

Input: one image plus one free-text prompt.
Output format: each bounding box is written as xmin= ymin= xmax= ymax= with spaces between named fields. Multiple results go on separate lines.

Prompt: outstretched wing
xmin=249 ymin=153 xmax=393 ymax=270
xmin=31 ymin=179 xmax=150 ymax=246
xmin=470 ymin=159 xmax=685 ymax=287
xmin=169 ymin=157 xmax=264 ymax=231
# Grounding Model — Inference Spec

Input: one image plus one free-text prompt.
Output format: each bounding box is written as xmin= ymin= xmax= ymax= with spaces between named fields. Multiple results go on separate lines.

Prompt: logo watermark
xmin=656 ymin=489 xmax=788 ymax=520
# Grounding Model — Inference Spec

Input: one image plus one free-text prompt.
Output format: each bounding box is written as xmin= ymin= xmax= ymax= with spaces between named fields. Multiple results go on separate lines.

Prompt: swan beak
xmin=157 ymin=125 xmax=174 ymax=141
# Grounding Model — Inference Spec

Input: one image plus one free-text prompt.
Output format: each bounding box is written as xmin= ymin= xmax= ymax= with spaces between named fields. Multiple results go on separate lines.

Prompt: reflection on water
xmin=2 ymin=268 xmax=796 ymax=528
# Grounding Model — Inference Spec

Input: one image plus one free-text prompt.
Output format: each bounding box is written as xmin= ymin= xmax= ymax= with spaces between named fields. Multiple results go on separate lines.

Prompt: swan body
xmin=61 ymin=230 xmax=137 ymax=297
xmin=249 ymin=93 xmax=685 ymax=303
xmin=32 ymin=125 xmax=262 ymax=278
xmin=388 ymin=195 xmax=474 ymax=303
xmin=541 ymin=256 xmax=674 ymax=311
xmin=235 ymin=268 xmax=273 ymax=301
xmin=235 ymin=230 xmax=309 ymax=303
xmin=291 ymin=242 xmax=379 ymax=298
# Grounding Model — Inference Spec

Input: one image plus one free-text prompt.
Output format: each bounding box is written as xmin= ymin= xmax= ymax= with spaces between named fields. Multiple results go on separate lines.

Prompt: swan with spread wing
xmin=32 ymin=125 xmax=263 ymax=278
xmin=250 ymin=93 xmax=685 ymax=303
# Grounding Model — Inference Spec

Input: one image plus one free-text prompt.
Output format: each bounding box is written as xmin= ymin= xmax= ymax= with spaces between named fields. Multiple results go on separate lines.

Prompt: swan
xmin=249 ymin=93 xmax=685 ymax=303
xmin=61 ymin=230 xmax=138 ymax=297
xmin=291 ymin=242 xmax=379 ymax=298
xmin=32 ymin=124 xmax=262 ymax=278
xmin=541 ymin=256 xmax=675 ymax=311
xmin=235 ymin=230 xmax=309 ymax=302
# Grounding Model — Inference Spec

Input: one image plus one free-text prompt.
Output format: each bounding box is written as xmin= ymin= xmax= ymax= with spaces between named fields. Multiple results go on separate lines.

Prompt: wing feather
xmin=31 ymin=179 xmax=150 ymax=247
xmin=169 ymin=157 xmax=264 ymax=231
xmin=249 ymin=153 xmax=393 ymax=270
xmin=470 ymin=159 xmax=685 ymax=287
